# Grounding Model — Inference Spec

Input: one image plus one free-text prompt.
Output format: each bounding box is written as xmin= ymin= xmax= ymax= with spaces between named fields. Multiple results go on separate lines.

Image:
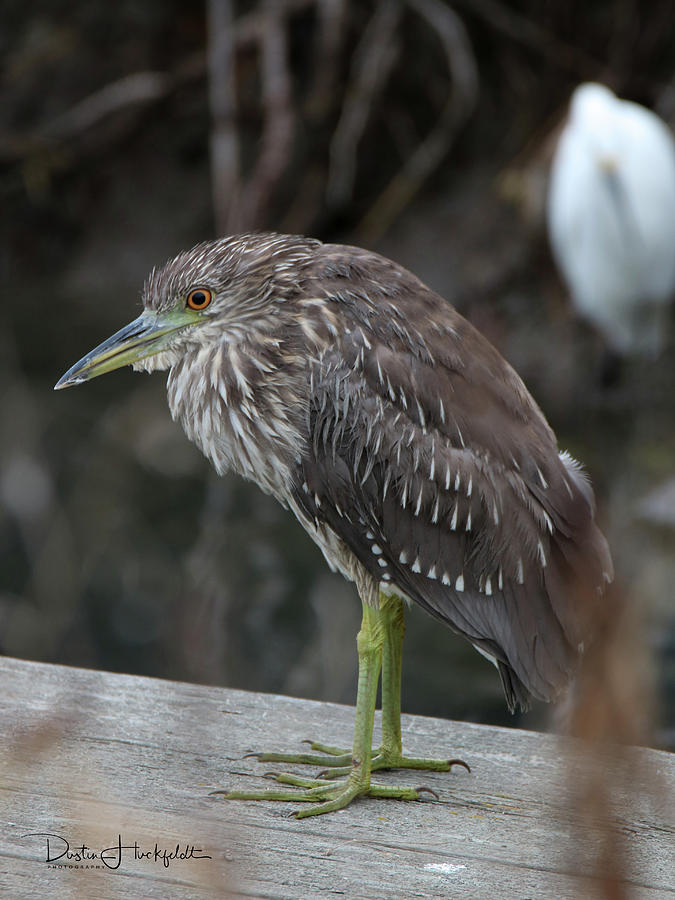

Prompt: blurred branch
xmin=0 ymin=67 xmax=190 ymax=166
xmin=207 ymin=0 xmax=241 ymax=234
xmin=358 ymin=0 xmax=479 ymax=243
xmin=0 ymin=0 xmax=314 ymax=168
xmin=327 ymin=0 xmax=403 ymax=208
xmin=306 ymin=0 xmax=349 ymax=119
xmin=43 ymin=72 xmax=175 ymax=141
xmin=565 ymin=584 xmax=658 ymax=900
xmin=453 ymin=0 xmax=600 ymax=76
xmin=0 ymin=0 xmax=597 ymax=236
xmin=239 ymin=0 xmax=295 ymax=230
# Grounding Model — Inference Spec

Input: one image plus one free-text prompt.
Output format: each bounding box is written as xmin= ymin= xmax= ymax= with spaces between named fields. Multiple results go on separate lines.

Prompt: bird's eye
xmin=186 ymin=288 xmax=212 ymax=310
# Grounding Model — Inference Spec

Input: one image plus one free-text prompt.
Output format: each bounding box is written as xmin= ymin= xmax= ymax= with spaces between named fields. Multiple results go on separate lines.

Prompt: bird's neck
xmin=166 ymin=332 xmax=306 ymax=503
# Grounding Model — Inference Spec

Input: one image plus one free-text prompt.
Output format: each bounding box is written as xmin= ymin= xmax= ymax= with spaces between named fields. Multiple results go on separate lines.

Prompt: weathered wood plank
xmin=0 ymin=656 xmax=673 ymax=899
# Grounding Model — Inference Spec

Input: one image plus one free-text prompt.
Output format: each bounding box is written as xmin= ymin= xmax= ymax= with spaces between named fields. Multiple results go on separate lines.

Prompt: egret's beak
xmin=54 ymin=309 xmax=195 ymax=390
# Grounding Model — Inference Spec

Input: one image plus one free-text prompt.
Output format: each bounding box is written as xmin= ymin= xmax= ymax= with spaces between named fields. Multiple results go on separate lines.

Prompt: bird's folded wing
xmin=292 ymin=295 xmax=612 ymax=710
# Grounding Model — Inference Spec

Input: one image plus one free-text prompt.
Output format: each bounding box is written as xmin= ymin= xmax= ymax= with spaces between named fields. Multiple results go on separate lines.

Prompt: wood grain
xmin=0 ymin=656 xmax=673 ymax=899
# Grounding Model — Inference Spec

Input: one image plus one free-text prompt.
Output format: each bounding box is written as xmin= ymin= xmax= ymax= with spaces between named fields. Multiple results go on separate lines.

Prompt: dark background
xmin=1 ymin=0 xmax=674 ymax=745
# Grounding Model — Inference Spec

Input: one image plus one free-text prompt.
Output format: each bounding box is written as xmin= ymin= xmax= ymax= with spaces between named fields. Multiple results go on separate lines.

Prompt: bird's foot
xmin=317 ymin=745 xmax=471 ymax=779
xmin=217 ymin=771 xmax=438 ymax=818
xmin=249 ymin=740 xmax=470 ymax=780
xmin=248 ymin=739 xmax=352 ymax=768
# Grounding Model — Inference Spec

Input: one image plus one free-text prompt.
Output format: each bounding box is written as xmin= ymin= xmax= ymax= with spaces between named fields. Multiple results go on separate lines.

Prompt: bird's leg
xmin=241 ymin=603 xmax=376 ymax=771
xmin=319 ymin=591 xmax=470 ymax=778
xmin=375 ymin=591 xmax=469 ymax=772
xmin=379 ymin=590 xmax=405 ymax=756
xmin=308 ymin=591 xmax=404 ymax=764
xmin=251 ymin=595 xmax=404 ymax=771
xmin=220 ymin=600 xmax=436 ymax=817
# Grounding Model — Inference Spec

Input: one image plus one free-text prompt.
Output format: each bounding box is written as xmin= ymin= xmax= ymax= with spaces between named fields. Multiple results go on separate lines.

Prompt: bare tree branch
xmin=44 ymin=73 xmax=173 ymax=140
xmin=452 ymin=0 xmax=599 ymax=76
xmin=306 ymin=0 xmax=349 ymax=119
xmin=240 ymin=1 xmax=296 ymax=229
xmin=0 ymin=0 xmax=314 ymax=167
xmin=235 ymin=0 xmax=314 ymax=46
xmin=358 ymin=0 xmax=479 ymax=243
xmin=207 ymin=0 xmax=242 ymax=235
xmin=327 ymin=0 xmax=404 ymax=208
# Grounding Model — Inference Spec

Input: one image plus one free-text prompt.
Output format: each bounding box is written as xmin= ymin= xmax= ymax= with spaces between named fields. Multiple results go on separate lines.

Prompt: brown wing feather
xmin=293 ymin=244 xmax=612 ymax=710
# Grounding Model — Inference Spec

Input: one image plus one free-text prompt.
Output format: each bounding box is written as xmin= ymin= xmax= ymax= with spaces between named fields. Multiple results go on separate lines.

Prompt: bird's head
xmin=567 ymin=82 xmax=621 ymax=167
xmin=55 ymin=233 xmax=315 ymax=390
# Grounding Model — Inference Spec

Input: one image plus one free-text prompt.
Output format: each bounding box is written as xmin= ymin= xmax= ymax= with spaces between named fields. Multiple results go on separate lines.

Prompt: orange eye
xmin=186 ymin=288 xmax=212 ymax=310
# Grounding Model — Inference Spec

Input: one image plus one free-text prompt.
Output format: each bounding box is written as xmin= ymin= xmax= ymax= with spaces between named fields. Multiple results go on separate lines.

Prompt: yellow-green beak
xmin=54 ymin=309 xmax=195 ymax=390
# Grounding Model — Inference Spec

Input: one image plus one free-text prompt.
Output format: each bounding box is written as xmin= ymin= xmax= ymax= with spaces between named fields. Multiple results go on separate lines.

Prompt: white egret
xmin=548 ymin=82 xmax=675 ymax=355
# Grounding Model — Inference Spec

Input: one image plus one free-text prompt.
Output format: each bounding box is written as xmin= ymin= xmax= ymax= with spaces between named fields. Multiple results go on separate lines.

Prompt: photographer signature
xmin=23 ymin=832 xmax=213 ymax=869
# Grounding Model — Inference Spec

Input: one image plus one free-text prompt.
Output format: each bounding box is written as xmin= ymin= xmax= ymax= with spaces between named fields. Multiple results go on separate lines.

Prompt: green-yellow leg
xmin=220 ymin=598 xmax=436 ymax=817
xmin=374 ymin=592 xmax=469 ymax=773
xmin=250 ymin=593 xmax=418 ymax=768
xmin=309 ymin=592 xmax=469 ymax=779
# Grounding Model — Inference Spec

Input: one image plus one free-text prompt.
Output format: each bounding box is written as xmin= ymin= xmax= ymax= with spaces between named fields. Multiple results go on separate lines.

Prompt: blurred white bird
xmin=548 ymin=82 xmax=675 ymax=355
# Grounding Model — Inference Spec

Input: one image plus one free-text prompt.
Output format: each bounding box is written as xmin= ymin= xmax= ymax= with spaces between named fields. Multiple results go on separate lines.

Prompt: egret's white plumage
xmin=548 ymin=82 xmax=675 ymax=355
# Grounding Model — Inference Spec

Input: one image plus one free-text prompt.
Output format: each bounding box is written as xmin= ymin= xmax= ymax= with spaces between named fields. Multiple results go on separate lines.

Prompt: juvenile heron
xmin=56 ymin=233 xmax=612 ymax=817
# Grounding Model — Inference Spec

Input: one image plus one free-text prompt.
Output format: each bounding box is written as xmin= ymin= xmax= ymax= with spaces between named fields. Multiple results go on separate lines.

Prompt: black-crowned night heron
xmin=56 ymin=233 xmax=613 ymax=817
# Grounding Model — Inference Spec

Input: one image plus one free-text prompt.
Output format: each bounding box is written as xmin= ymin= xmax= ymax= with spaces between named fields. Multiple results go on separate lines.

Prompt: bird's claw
xmin=415 ymin=785 xmax=440 ymax=799
xmin=448 ymin=758 xmax=471 ymax=773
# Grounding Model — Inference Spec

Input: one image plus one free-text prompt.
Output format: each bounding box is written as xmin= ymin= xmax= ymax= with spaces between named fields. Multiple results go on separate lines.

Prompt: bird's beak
xmin=54 ymin=308 xmax=195 ymax=390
